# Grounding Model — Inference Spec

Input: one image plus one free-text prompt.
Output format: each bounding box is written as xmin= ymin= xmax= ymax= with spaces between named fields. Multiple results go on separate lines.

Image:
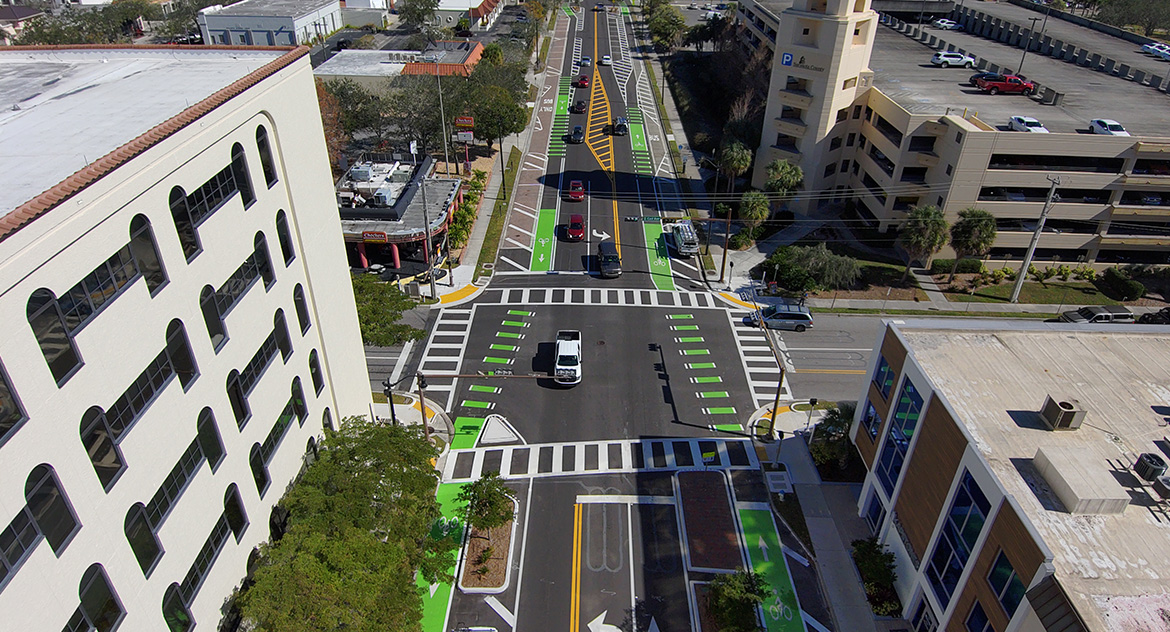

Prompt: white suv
xmin=930 ymin=51 xmax=976 ymax=68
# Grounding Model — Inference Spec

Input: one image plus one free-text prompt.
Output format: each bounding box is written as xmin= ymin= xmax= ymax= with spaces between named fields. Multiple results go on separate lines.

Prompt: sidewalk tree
xmin=947 ymin=208 xmax=997 ymax=282
xmin=738 ymin=190 xmax=769 ymax=234
xmin=811 ymin=401 xmax=857 ymax=469
xmin=648 ymin=4 xmax=686 ymax=52
xmin=456 ymin=472 xmax=515 ymax=537
xmin=350 ymin=273 xmax=426 ymax=347
xmin=898 ymin=204 xmax=949 ymax=282
xmin=788 ymin=243 xmax=860 ymax=291
xmin=399 ymin=0 xmax=440 ymax=31
xmin=473 ymin=84 xmax=527 ymax=187
xmin=719 ymin=141 xmax=753 ymax=196
xmin=315 ymin=80 xmax=349 ymax=175
xmin=322 ymin=78 xmax=387 ymax=140
xmin=706 ymin=568 xmax=769 ymax=632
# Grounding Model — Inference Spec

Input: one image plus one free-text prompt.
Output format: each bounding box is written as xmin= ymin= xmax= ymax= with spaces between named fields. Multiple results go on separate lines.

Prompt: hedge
xmin=1103 ymin=267 xmax=1145 ymax=301
xmin=928 ymin=258 xmax=985 ymax=275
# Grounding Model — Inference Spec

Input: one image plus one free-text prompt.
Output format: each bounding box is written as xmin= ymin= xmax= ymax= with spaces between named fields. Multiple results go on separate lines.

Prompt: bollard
xmin=1118 ymin=63 xmax=1131 ymax=80
xmin=1088 ymin=52 xmax=1102 ymax=69
xmin=1149 ymin=74 xmax=1162 ymax=90
xmin=1103 ymin=58 xmax=1116 ymax=75
xmin=1133 ymin=69 xmax=1147 ymax=85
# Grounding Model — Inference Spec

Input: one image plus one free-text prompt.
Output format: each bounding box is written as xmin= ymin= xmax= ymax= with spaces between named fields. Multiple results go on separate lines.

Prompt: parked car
xmin=975 ymin=74 xmax=1035 ymax=95
xmin=600 ymin=55 xmax=612 ymax=65
xmin=580 ymin=56 xmax=591 ymax=66
xmin=568 ymin=125 xmax=585 ymax=144
xmin=576 ymin=75 xmax=590 ymax=88
xmin=1009 ymin=115 xmax=1049 ymax=133
xmin=932 ymin=18 xmax=963 ymax=30
xmin=1059 ymin=305 xmax=1135 ymax=324
xmin=1139 ymin=307 xmax=1170 ymax=324
xmin=570 ymin=99 xmax=587 ymax=114
xmin=1141 ymin=42 xmax=1170 ymax=56
xmin=515 ymin=15 xmax=530 ymax=22
xmin=931 ymin=51 xmax=976 ymax=68
xmin=1143 ymin=193 xmax=1163 ymax=205
xmin=746 ymin=304 xmax=814 ymax=332
xmin=567 ymin=181 xmax=585 ymax=202
xmin=969 ymin=71 xmax=1002 ymax=87
xmin=611 ymin=117 xmax=629 ymax=135
xmin=1089 ymin=118 xmax=1130 ymax=136
xmin=566 ymin=213 xmax=586 ymax=241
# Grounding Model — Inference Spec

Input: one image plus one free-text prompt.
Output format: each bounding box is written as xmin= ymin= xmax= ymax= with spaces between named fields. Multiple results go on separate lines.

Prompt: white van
xmin=669 ymin=221 xmax=700 ymax=257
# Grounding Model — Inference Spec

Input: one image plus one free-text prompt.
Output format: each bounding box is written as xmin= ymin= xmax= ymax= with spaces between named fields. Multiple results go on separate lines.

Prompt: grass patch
xmin=642 ymin=62 xmax=673 ymax=136
xmin=539 ymin=34 xmax=551 ymax=65
xmin=771 ymin=491 xmax=812 ymax=554
xmin=941 ymin=280 xmax=1118 ymax=305
xmin=476 ymin=146 xmax=522 ymax=282
xmin=811 ymin=307 xmax=1057 ymax=318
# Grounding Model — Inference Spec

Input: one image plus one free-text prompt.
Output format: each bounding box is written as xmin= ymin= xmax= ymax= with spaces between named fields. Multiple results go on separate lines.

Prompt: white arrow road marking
xmin=648 ymin=618 xmax=661 ymax=632
xmin=484 ymin=595 xmax=516 ymax=627
xmin=428 ymin=582 xmax=439 ymax=598
xmin=758 ymin=535 xmax=770 ymax=562
xmin=587 ymin=611 xmax=623 ymax=632
xmin=592 ymin=229 xmax=611 ymax=240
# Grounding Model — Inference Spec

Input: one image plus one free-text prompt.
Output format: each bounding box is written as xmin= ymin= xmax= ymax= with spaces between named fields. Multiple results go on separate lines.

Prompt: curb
xmin=456 ymin=498 xmax=521 ymax=595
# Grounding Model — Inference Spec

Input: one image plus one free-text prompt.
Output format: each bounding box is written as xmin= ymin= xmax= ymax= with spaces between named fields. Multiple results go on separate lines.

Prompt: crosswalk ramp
xmin=475 ymin=287 xmax=719 ymax=308
xmin=441 ymin=437 xmax=760 ymax=482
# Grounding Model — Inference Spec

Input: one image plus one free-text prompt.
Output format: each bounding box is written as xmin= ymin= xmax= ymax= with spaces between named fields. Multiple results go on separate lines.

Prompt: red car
xmin=576 ymin=74 xmax=590 ymax=88
xmin=567 ymin=180 xmax=585 ymax=201
xmin=975 ymin=74 xmax=1035 ymax=95
xmin=566 ymin=214 xmax=586 ymax=241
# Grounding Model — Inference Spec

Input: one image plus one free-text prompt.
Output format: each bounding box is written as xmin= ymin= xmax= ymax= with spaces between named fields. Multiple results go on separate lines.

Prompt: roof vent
xmin=1039 ymin=395 xmax=1085 ymax=431
xmin=1135 ymin=452 xmax=1168 ymax=482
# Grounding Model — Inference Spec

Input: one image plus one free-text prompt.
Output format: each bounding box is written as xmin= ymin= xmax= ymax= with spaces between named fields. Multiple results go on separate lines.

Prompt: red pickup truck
xmin=975 ymin=74 xmax=1035 ymax=95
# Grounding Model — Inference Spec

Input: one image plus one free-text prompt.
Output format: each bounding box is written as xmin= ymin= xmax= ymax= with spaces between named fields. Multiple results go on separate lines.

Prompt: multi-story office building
xmin=753 ymin=0 xmax=1170 ymax=263
xmin=0 ymin=46 xmax=370 ymax=630
xmin=852 ymin=320 xmax=1170 ymax=631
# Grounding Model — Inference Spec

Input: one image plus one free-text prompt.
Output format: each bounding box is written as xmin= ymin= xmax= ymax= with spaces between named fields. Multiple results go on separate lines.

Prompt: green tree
xmin=17 ymin=0 xmax=161 ymax=44
xmin=899 ymin=205 xmax=949 ymax=281
xmin=706 ymin=568 xmax=769 ymax=632
xmin=456 ymin=472 xmax=515 ymax=537
xmin=1098 ymin=0 xmax=1170 ymax=35
xmin=323 ymin=78 xmax=387 ymax=140
xmin=788 ymin=243 xmax=861 ymax=290
xmin=468 ymin=60 xmax=529 ymax=102
xmin=156 ymin=0 xmax=221 ymax=39
xmin=315 ymin=80 xmax=349 ymax=175
xmin=648 ymin=4 xmax=687 ymax=52
xmin=947 ymin=208 xmax=997 ymax=282
xmin=764 ymin=158 xmax=803 ymax=197
xmin=719 ymin=141 xmax=753 ymax=196
xmin=738 ymin=190 xmax=769 ymax=233
xmin=472 ymin=84 xmax=528 ymax=188
xmin=480 ymin=42 xmax=505 ymax=66
xmin=399 ymin=0 xmax=440 ymax=31
xmin=810 ymin=401 xmax=857 ymax=468
xmin=351 ymin=273 xmax=427 ymax=346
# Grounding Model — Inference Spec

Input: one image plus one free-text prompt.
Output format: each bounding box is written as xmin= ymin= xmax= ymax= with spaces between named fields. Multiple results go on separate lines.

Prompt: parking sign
xmin=781 ymin=52 xmax=793 ymax=66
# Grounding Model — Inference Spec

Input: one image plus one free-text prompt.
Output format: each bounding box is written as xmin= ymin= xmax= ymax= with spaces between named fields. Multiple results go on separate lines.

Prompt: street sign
xmin=409 ymin=140 xmax=418 ymax=155
xmin=457 ymin=131 xmax=475 ymax=142
xmin=455 ymin=116 xmax=475 ymax=129
xmin=362 ymin=231 xmax=387 ymax=243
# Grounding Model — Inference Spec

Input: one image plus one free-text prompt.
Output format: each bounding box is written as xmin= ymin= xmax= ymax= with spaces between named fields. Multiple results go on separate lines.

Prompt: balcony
xmin=778 ymin=89 xmax=813 ymax=109
xmin=775 ymin=117 xmax=808 ymax=138
xmin=920 ymin=121 xmax=948 ymax=136
xmin=914 ymin=151 xmax=939 ymax=168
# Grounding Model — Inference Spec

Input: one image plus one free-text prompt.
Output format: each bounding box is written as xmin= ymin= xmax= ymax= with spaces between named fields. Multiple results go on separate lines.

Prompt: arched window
xmin=0 ymin=360 xmax=27 ymax=447
xmin=165 ymin=320 xmax=198 ymax=389
xmin=249 ymin=444 xmax=269 ymax=496
xmin=129 ymin=215 xmax=167 ymax=294
xmin=275 ymin=210 xmax=295 ymax=265
xmin=27 ymin=289 xmax=81 ymax=384
xmin=255 ymin=232 xmax=275 ymax=288
xmin=305 ymin=436 xmax=318 ymax=468
xmin=293 ymin=284 xmax=310 ymax=334
xmin=309 ymin=349 xmax=323 ymax=395
xmin=80 ymin=406 xmax=124 ymax=490
xmin=125 ymin=503 xmax=162 ymax=576
xmin=25 ymin=464 xmax=79 ymax=554
xmin=77 ymin=564 xmax=125 ymax=632
xmin=274 ymin=310 xmax=292 ymax=362
xmin=196 ymin=408 xmax=224 ymax=470
xmin=169 ymin=186 xmax=200 ymax=260
xmin=322 ymin=408 xmax=333 ymax=432
xmin=291 ymin=378 xmax=307 ymax=424
xmin=162 ymin=583 xmax=193 ymax=632
xmin=200 ymin=286 xmax=226 ymax=350
xmin=224 ymin=484 xmax=248 ymax=541
xmin=231 ymin=143 xmax=255 ymax=208
xmin=256 ymin=125 xmax=278 ymax=187
xmin=227 ymin=370 xmax=249 ymax=428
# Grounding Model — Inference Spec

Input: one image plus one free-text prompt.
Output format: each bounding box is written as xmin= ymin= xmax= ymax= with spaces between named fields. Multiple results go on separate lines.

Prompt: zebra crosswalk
xmin=475 ymin=287 xmax=720 ymax=309
xmin=727 ymin=308 xmax=790 ymax=407
xmin=441 ymin=437 xmax=759 ymax=482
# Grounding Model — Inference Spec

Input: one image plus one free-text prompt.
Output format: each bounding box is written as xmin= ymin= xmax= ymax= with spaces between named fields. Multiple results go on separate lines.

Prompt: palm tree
xmin=739 ymin=190 xmax=769 ymax=234
xmin=899 ymin=205 xmax=949 ymax=282
xmin=948 ymin=208 xmax=997 ymax=282
xmin=814 ymin=401 xmax=858 ymax=469
xmin=719 ymin=141 xmax=753 ymax=196
xmin=763 ymin=158 xmax=803 ymax=215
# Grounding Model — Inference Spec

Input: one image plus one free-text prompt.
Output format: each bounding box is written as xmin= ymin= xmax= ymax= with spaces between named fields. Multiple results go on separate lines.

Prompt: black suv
xmin=611 ymin=117 xmax=628 ymax=135
xmin=570 ymin=100 xmax=587 ymax=114
xmin=568 ymin=125 xmax=585 ymax=144
xmin=1140 ymin=307 xmax=1170 ymax=324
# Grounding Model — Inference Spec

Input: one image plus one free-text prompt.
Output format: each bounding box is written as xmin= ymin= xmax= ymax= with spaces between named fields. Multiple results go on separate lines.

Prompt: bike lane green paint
xmin=739 ymin=509 xmax=805 ymax=632
xmin=452 ymin=416 xmax=486 ymax=450
xmin=419 ymin=482 xmax=467 ymax=632
xmin=629 ymin=122 xmax=648 ymax=152
xmin=642 ymin=221 xmax=674 ymax=290
xmin=531 ymin=208 xmax=558 ymax=271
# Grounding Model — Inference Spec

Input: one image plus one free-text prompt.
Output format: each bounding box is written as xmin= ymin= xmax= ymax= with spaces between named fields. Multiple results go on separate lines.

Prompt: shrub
xmin=1073 ymin=265 xmax=1097 ymax=281
xmin=999 ymin=265 xmax=1017 ymax=281
xmin=728 ymin=230 xmax=753 ymax=250
xmin=852 ymin=537 xmax=901 ymax=616
xmin=929 ymin=258 xmax=984 ymax=275
xmin=1103 ymin=267 xmax=1145 ymax=301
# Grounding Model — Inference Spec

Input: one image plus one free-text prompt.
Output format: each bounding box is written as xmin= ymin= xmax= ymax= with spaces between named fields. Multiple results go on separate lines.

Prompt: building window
xmin=274 ymin=310 xmax=292 ymax=362
xmin=872 ymin=356 xmax=895 ymax=398
xmin=292 ymin=378 xmax=308 ymax=423
xmin=80 ymin=407 xmax=124 ymax=490
xmin=77 ymin=564 xmax=125 ymax=632
xmin=255 ymin=232 xmax=275 ymax=288
xmin=946 ymin=164 xmax=953 ymax=176
xmin=938 ymin=196 xmax=945 ymax=207
xmin=861 ymin=400 xmax=881 ymax=438
xmin=294 ymin=284 xmax=310 ymax=334
xmin=178 ymin=515 xmax=232 ymax=605
xmin=323 ymin=408 xmax=334 ymax=432
xmin=124 ymin=504 xmax=163 ymax=576
xmin=227 ymin=371 xmax=249 ymax=428
xmin=859 ymin=136 xmax=867 ymax=149
xmin=200 ymin=286 xmax=227 ymax=350
xmin=309 ymin=350 xmax=324 ymax=394
xmin=231 ymin=143 xmax=255 ymax=208
xmin=847 ymin=133 xmax=856 ymax=146
xmin=197 ymin=408 xmax=225 ymax=470
xmin=841 ymin=160 xmax=850 ymax=173
xmin=927 ymin=471 xmax=992 ymax=607
xmin=0 ymin=362 xmax=28 ymax=447
xmin=129 ymin=215 xmax=167 ymax=294
xmin=852 ymin=105 xmax=862 ymax=119
xmin=852 ymin=161 xmax=860 ymax=176
xmin=250 ymin=444 xmax=270 ymax=496
xmin=162 ymin=583 xmax=192 ymax=632
xmin=843 ymin=76 xmax=857 ymax=89
xmin=0 ymin=508 xmax=39 ymax=590
xmin=837 ymin=108 xmax=849 ymax=123
xmin=275 ymin=210 xmax=295 ymax=265
xmin=25 ymin=464 xmax=80 ymax=554
xmin=256 ymin=125 xmax=278 ymax=187
xmin=912 ymin=600 xmax=938 ymax=632
xmin=165 ymin=320 xmax=198 ymax=389
xmin=875 ymin=379 xmax=922 ymax=496
xmin=830 ymin=136 xmax=843 ymax=151
xmin=824 ymin=163 xmax=837 ymax=177
xmin=965 ymin=602 xmax=993 ymax=632
xmin=169 ymin=186 xmax=200 ymax=261
xmin=988 ymin=551 xmax=1026 ymax=617
xmin=956 ymin=131 xmax=964 ymax=143
xmin=864 ymin=492 xmax=885 ymax=532
xmin=224 ymin=484 xmax=248 ymax=542
xmin=145 ymin=440 xmax=204 ymax=529
xmin=27 ymin=289 xmax=82 ymax=384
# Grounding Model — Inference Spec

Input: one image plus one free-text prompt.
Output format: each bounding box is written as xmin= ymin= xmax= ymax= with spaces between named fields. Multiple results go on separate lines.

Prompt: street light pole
xmin=437 ymin=72 xmax=451 ymax=176
xmin=1009 ymin=176 xmax=1061 ymax=303
xmin=416 ymin=373 xmax=431 ymax=441
xmin=419 ymin=178 xmax=438 ymax=299
xmin=1017 ymin=16 xmax=1041 ymax=76
xmin=382 ymin=377 xmax=399 ymax=426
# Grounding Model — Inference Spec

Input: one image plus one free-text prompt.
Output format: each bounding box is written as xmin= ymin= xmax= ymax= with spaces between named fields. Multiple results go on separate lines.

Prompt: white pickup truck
xmin=554 ymin=330 xmax=582 ymax=385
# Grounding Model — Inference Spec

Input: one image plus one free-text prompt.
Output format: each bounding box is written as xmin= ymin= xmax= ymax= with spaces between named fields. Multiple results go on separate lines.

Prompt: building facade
xmin=0 ymin=46 xmax=370 ymax=631
xmin=198 ymin=0 xmax=342 ymax=46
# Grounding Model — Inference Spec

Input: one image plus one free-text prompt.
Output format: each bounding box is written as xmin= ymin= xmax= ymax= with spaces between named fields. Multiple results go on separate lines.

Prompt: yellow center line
xmin=586 ymin=10 xmax=619 ymax=254
xmin=571 ymin=502 xmax=582 ymax=632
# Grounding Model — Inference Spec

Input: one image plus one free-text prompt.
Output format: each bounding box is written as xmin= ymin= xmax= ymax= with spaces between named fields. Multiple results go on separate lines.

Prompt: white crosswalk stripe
xmin=476 ymin=287 xmax=720 ymax=308
xmin=610 ymin=14 xmax=633 ymax=102
xmin=414 ymin=308 xmax=474 ymax=411
xmin=727 ymin=309 xmax=790 ymax=407
xmin=441 ymin=437 xmax=759 ymax=482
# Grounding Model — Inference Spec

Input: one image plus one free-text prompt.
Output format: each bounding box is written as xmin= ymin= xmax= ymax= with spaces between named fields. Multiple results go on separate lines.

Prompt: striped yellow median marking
xmin=570 ymin=502 xmax=583 ymax=632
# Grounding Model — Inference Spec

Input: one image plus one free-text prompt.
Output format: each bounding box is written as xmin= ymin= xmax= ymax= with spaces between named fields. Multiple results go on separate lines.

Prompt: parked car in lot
xmin=969 ymin=71 xmax=1002 ymax=86
xmin=566 ymin=213 xmax=586 ymax=241
xmin=567 ymin=181 xmax=585 ymax=202
xmin=568 ymin=125 xmax=585 ymax=144
xmin=1141 ymin=42 xmax=1170 ymax=56
xmin=570 ymin=99 xmax=587 ymax=114
xmin=610 ymin=117 xmax=629 ymax=135
xmin=600 ymin=55 xmax=612 ymax=65
xmin=1009 ymin=115 xmax=1049 ymax=133
xmin=931 ymin=51 xmax=976 ymax=68
xmin=1059 ymin=305 xmax=1135 ymax=324
xmin=932 ymin=18 xmax=963 ymax=30
xmin=576 ymin=75 xmax=590 ymax=88
xmin=976 ymin=74 xmax=1035 ymax=95
xmin=1139 ymin=307 xmax=1170 ymax=324
xmin=1089 ymin=118 xmax=1130 ymax=136
xmin=1143 ymin=193 xmax=1163 ymax=205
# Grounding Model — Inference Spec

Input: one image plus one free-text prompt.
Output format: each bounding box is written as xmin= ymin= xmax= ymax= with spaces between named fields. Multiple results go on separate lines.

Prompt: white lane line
xmin=499 ymin=256 xmax=528 ymax=271
xmin=785 ymin=546 xmax=810 ymax=567
xmin=574 ymin=494 xmax=676 ymax=504
xmin=783 ymin=347 xmax=873 ymax=352
xmin=512 ymin=224 xmax=535 ymax=237
xmin=510 ymin=480 xmax=535 ymax=627
xmin=803 ymin=611 xmax=832 ymax=632
xmin=386 ymin=339 xmax=413 ymax=385
xmin=485 ymin=596 xmax=516 ymax=627
xmin=505 ymin=237 xmax=532 ymax=250
xmin=628 ymin=503 xmax=637 ymax=624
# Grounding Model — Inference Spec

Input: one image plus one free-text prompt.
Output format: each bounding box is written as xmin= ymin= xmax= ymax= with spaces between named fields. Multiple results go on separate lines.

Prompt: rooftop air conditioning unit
xmin=1040 ymin=395 xmax=1086 ymax=431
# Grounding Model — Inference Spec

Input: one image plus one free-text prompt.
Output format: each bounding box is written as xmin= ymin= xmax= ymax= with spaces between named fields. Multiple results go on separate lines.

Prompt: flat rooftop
xmin=313 ymin=50 xmax=406 ymax=79
xmin=898 ymin=320 xmax=1170 ymax=632
xmin=202 ymin=0 xmax=336 ymax=18
xmin=871 ymin=25 xmax=1170 ymax=137
xmin=0 ymin=48 xmax=287 ymax=216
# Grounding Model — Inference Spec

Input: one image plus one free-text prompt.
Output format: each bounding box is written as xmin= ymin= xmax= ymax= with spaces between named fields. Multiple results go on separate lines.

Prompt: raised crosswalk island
xmin=441 ymin=437 xmax=760 ymax=482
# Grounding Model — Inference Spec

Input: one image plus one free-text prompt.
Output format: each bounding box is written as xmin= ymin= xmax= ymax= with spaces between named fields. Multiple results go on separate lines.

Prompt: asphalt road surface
xmin=773 ymin=314 xmax=883 ymax=403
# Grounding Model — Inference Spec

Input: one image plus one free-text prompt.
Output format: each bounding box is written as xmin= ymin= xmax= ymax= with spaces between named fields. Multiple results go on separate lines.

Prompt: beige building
xmin=752 ymin=3 xmax=1170 ymax=264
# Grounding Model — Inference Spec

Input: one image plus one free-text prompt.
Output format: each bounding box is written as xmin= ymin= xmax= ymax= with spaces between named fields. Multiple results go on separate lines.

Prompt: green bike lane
xmin=739 ymin=508 xmax=806 ymax=632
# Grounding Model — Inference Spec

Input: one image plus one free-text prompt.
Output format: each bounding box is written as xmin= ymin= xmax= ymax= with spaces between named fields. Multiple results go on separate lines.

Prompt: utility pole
xmin=437 ymin=72 xmax=452 ymax=176
xmin=1010 ymin=176 xmax=1061 ymax=303
xmin=419 ymin=177 xmax=438 ymax=299
xmin=382 ymin=377 xmax=399 ymax=426
xmin=416 ymin=373 xmax=431 ymax=441
xmin=1017 ymin=16 xmax=1041 ymax=76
